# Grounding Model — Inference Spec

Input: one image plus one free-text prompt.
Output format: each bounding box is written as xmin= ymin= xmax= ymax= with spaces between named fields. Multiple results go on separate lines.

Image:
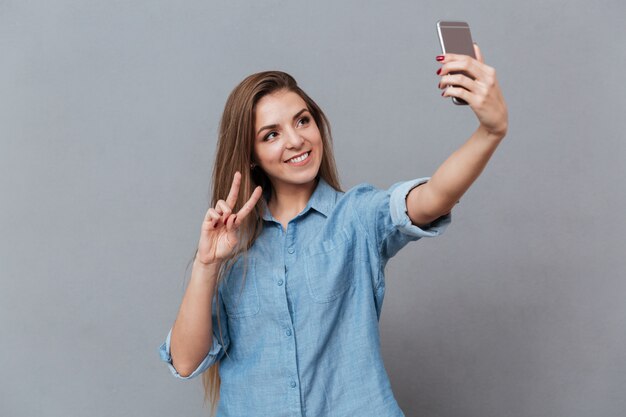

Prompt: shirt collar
xmin=261 ymin=177 xmax=336 ymax=221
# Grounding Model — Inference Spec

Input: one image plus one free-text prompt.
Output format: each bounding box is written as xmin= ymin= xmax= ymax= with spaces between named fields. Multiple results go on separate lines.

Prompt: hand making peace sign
xmin=196 ymin=171 xmax=263 ymax=265
xmin=437 ymin=43 xmax=509 ymax=138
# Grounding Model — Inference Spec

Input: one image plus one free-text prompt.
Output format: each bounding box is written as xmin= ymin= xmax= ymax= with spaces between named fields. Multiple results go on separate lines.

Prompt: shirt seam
xmin=352 ymin=196 xmax=385 ymax=292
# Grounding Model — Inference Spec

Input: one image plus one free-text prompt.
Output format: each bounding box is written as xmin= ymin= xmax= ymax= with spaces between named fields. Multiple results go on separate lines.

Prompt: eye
xmin=298 ymin=116 xmax=310 ymax=127
xmin=263 ymin=131 xmax=278 ymax=141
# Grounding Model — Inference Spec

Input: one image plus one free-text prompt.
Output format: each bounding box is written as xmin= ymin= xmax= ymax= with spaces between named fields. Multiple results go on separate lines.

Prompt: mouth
xmin=284 ymin=151 xmax=311 ymax=164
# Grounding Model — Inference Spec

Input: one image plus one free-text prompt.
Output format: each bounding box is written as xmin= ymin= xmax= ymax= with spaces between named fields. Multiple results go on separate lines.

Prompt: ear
xmin=473 ymin=42 xmax=484 ymax=63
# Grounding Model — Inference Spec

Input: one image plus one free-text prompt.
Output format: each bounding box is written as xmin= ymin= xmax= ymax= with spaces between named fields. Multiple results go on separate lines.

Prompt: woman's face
xmin=253 ymin=89 xmax=323 ymax=193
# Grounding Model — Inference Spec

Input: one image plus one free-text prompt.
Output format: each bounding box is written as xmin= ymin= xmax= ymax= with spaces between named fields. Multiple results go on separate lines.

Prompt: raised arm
xmin=169 ymin=172 xmax=262 ymax=376
xmin=407 ymin=44 xmax=508 ymax=227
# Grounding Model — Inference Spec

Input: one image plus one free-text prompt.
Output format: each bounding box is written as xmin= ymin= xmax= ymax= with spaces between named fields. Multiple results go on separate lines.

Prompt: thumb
xmin=473 ymin=42 xmax=484 ymax=63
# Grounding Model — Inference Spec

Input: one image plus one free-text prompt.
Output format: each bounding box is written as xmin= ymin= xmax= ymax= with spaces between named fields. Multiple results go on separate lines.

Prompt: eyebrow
xmin=256 ymin=108 xmax=309 ymax=136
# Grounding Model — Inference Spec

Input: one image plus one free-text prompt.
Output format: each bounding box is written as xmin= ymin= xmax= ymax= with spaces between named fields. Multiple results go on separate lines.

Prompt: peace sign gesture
xmin=438 ymin=43 xmax=509 ymax=138
xmin=196 ymin=171 xmax=263 ymax=265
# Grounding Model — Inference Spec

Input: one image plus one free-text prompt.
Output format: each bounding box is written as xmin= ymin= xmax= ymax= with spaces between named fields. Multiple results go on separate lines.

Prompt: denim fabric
xmin=159 ymin=177 xmax=451 ymax=417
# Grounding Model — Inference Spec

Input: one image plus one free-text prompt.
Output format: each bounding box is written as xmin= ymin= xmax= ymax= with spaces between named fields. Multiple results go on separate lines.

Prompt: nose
xmin=284 ymin=127 xmax=305 ymax=148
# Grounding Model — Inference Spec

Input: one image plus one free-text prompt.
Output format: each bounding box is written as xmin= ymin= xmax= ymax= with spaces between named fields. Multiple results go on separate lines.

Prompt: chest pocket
xmin=304 ymin=228 xmax=355 ymax=303
xmin=221 ymin=257 xmax=260 ymax=318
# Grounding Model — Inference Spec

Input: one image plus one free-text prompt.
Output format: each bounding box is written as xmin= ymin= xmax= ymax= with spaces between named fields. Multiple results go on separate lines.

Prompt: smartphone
xmin=436 ymin=21 xmax=476 ymax=105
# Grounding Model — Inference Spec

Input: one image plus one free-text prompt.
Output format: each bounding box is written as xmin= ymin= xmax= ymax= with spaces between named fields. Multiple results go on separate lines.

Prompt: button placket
xmin=285 ymin=221 xmax=297 ymax=257
xmin=281 ymin=222 xmax=301 ymax=408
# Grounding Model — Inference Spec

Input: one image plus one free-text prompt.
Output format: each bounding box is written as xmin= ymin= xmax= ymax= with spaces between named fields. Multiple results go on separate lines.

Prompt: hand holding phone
xmin=436 ymin=21 xmax=476 ymax=105
xmin=435 ymin=22 xmax=509 ymax=138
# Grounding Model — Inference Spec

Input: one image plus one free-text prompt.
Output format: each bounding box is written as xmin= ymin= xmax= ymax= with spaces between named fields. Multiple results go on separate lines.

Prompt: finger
xmin=438 ymin=52 xmax=474 ymax=63
xmin=438 ymin=73 xmax=476 ymax=92
xmin=208 ymin=208 xmax=221 ymax=222
xmin=442 ymin=85 xmax=475 ymax=106
xmin=206 ymin=218 xmax=219 ymax=230
xmin=473 ymin=42 xmax=484 ymax=63
xmin=439 ymin=57 xmax=482 ymax=82
xmin=215 ymin=200 xmax=232 ymax=222
xmin=439 ymin=51 xmax=492 ymax=83
xmin=234 ymin=186 xmax=263 ymax=226
xmin=203 ymin=209 xmax=221 ymax=230
xmin=204 ymin=207 xmax=219 ymax=222
xmin=225 ymin=213 xmax=237 ymax=231
xmin=225 ymin=171 xmax=241 ymax=208
xmin=215 ymin=200 xmax=233 ymax=224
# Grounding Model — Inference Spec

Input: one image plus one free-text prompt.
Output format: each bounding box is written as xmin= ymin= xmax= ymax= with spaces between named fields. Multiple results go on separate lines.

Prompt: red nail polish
xmin=436 ymin=55 xmax=445 ymax=61
xmin=436 ymin=68 xmax=441 ymax=75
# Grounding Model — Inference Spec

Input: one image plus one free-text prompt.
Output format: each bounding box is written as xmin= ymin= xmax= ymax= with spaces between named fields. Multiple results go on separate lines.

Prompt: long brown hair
xmin=197 ymin=70 xmax=342 ymax=416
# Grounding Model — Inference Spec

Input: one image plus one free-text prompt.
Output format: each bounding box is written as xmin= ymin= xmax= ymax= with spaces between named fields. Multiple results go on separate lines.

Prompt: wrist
xmin=477 ymin=123 xmax=507 ymax=142
xmin=476 ymin=124 xmax=506 ymax=146
xmin=193 ymin=258 xmax=221 ymax=274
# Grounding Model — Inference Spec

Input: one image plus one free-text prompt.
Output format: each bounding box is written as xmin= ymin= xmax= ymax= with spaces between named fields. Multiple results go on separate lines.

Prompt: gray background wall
xmin=1 ymin=0 xmax=625 ymax=416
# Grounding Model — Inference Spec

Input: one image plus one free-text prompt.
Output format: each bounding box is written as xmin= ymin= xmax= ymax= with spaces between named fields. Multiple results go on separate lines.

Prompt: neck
xmin=268 ymin=178 xmax=318 ymax=219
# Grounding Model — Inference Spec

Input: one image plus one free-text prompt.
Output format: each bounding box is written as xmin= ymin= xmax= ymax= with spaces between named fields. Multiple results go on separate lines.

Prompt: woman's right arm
xmin=167 ymin=171 xmax=262 ymax=377
xmin=169 ymin=260 xmax=221 ymax=377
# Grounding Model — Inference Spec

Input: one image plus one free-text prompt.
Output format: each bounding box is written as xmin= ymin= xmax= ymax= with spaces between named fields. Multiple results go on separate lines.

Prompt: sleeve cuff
xmin=158 ymin=327 xmax=223 ymax=380
xmin=389 ymin=177 xmax=451 ymax=238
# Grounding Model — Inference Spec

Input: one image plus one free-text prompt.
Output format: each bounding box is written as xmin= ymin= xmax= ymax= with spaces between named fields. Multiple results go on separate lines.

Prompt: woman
xmin=159 ymin=44 xmax=508 ymax=417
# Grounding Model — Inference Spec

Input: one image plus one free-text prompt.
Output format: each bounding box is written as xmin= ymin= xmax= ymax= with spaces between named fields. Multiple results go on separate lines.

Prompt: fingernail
xmin=436 ymin=68 xmax=441 ymax=75
xmin=436 ymin=55 xmax=445 ymax=61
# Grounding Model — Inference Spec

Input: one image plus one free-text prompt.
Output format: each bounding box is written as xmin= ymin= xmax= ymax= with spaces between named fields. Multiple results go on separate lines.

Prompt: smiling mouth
xmin=285 ymin=151 xmax=310 ymax=164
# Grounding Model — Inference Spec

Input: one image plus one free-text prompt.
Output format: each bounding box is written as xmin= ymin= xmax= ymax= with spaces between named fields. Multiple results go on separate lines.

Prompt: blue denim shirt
xmin=159 ymin=177 xmax=451 ymax=417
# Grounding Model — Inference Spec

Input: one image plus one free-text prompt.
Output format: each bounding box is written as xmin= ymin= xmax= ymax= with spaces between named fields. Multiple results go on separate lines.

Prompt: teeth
xmin=288 ymin=152 xmax=309 ymax=163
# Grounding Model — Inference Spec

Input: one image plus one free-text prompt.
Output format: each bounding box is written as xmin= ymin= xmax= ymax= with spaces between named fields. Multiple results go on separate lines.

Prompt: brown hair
xmin=197 ymin=70 xmax=342 ymax=416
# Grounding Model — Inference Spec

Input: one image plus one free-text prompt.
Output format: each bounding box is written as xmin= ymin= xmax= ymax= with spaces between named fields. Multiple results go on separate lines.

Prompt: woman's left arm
xmin=407 ymin=43 xmax=509 ymax=227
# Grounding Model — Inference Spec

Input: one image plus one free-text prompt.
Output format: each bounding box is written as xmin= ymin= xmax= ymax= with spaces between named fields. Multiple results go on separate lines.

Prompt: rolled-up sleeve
xmin=389 ymin=177 xmax=451 ymax=239
xmin=353 ymin=177 xmax=451 ymax=263
xmin=158 ymin=291 xmax=230 ymax=380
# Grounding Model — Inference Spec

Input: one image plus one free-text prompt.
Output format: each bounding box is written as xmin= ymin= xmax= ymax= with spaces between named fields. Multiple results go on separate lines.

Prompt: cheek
xmin=257 ymin=144 xmax=283 ymax=164
xmin=315 ymin=136 xmax=323 ymax=154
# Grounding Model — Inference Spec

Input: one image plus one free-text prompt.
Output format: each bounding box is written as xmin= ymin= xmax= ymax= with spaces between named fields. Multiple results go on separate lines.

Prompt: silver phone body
xmin=436 ymin=21 xmax=476 ymax=105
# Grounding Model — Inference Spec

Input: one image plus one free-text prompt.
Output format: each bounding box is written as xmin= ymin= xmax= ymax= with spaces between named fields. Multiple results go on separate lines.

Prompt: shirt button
xmin=277 ymin=279 xmax=283 ymax=286
xmin=290 ymin=381 xmax=296 ymax=388
xmin=288 ymin=247 xmax=295 ymax=254
xmin=285 ymin=329 xmax=292 ymax=336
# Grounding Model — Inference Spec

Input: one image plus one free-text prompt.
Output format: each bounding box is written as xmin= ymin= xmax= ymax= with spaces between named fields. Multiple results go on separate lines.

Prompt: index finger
xmin=439 ymin=55 xmax=482 ymax=81
xmin=234 ymin=186 xmax=263 ymax=226
xmin=225 ymin=171 xmax=241 ymax=208
xmin=439 ymin=51 xmax=476 ymax=62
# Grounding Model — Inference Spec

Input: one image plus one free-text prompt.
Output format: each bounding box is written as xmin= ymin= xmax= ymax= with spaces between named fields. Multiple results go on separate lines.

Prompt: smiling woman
xmin=253 ymin=90 xmax=324 ymax=229
xmin=159 ymin=62 xmax=507 ymax=417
